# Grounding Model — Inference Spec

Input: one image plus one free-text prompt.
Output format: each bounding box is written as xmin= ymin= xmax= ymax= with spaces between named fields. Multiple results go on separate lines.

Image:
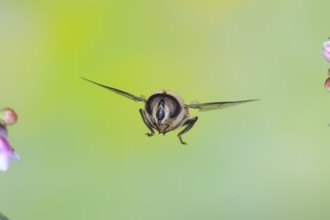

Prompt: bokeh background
xmin=1 ymin=0 xmax=330 ymax=219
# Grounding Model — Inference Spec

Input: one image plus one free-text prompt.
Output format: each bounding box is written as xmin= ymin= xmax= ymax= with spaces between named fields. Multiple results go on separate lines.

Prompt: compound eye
xmin=146 ymin=94 xmax=181 ymax=118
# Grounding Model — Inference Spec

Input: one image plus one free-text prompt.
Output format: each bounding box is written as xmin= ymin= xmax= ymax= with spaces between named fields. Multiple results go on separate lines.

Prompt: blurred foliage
xmin=1 ymin=0 xmax=330 ymax=220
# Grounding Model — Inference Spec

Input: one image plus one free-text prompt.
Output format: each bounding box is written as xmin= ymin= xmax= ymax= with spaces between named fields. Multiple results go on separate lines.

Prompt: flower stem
xmin=0 ymin=212 xmax=9 ymax=220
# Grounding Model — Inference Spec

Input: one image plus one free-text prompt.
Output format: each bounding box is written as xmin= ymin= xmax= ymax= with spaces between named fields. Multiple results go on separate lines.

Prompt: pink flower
xmin=325 ymin=77 xmax=330 ymax=91
xmin=321 ymin=40 xmax=330 ymax=63
xmin=0 ymin=136 xmax=19 ymax=172
xmin=0 ymin=107 xmax=19 ymax=172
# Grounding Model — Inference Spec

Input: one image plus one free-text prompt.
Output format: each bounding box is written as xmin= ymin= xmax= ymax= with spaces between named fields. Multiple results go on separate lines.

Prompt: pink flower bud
xmin=321 ymin=40 xmax=330 ymax=63
xmin=325 ymin=77 xmax=330 ymax=91
xmin=0 ymin=108 xmax=17 ymax=125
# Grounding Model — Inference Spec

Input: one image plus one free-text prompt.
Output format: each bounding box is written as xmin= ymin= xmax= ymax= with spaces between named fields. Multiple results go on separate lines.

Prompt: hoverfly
xmin=82 ymin=78 xmax=257 ymax=144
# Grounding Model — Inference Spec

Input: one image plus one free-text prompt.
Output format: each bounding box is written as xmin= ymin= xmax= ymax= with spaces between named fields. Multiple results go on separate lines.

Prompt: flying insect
xmin=82 ymin=77 xmax=257 ymax=145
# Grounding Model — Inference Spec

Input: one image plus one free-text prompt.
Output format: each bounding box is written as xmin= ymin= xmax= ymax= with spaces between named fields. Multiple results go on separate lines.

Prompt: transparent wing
xmin=81 ymin=77 xmax=146 ymax=102
xmin=187 ymin=99 xmax=258 ymax=112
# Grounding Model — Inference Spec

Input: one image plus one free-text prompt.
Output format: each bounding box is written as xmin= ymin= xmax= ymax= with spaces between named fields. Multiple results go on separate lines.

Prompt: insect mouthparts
xmin=156 ymin=99 xmax=165 ymax=125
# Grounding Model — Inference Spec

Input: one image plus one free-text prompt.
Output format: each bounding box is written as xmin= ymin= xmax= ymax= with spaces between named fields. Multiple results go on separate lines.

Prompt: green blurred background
xmin=1 ymin=0 xmax=330 ymax=219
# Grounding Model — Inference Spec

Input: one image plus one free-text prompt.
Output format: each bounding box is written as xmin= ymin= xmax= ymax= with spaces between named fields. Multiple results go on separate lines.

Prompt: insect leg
xmin=177 ymin=116 xmax=198 ymax=145
xmin=139 ymin=109 xmax=155 ymax=137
